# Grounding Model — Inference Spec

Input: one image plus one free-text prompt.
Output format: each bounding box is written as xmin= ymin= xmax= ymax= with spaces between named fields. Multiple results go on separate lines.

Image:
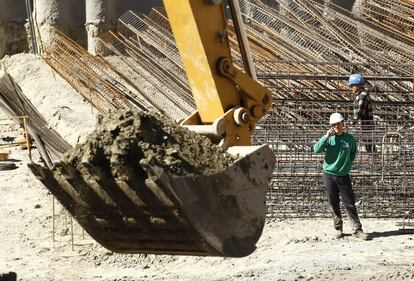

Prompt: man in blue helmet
xmin=348 ymin=73 xmax=376 ymax=153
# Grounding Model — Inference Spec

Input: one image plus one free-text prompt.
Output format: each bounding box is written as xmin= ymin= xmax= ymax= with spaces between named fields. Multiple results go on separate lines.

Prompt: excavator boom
xmin=165 ymin=0 xmax=272 ymax=148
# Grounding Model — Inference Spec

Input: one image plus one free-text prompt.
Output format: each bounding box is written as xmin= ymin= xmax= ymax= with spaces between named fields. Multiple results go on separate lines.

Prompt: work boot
xmin=353 ymin=230 xmax=369 ymax=240
xmin=334 ymin=230 xmax=344 ymax=239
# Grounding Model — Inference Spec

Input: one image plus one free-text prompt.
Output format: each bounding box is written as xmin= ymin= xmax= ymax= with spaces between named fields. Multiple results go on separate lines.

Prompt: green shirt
xmin=313 ymin=132 xmax=357 ymax=176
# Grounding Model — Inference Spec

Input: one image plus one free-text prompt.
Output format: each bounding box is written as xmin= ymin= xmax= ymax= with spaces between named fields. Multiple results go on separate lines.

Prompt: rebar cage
xmin=254 ymin=60 xmax=414 ymax=219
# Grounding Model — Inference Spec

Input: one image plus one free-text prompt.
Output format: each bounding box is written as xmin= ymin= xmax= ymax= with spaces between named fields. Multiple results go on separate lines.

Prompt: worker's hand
xmin=325 ymin=127 xmax=335 ymax=138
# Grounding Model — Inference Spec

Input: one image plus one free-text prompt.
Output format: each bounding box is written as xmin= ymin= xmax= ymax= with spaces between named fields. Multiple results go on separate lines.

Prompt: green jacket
xmin=313 ymin=132 xmax=357 ymax=176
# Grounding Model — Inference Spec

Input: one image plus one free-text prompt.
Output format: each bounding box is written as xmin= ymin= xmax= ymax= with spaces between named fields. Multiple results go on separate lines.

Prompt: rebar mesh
xmin=42 ymin=29 xmax=154 ymax=114
xmin=253 ymin=60 xmax=414 ymax=218
xmin=258 ymin=117 xmax=414 ymax=218
xmin=358 ymin=0 xmax=414 ymax=42
xmin=98 ymin=10 xmax=195 ymax=120
xmin=39 ymin=0 xmax=413 ymax=219
xmin=244 ymin=0 xmax=414 ymax=67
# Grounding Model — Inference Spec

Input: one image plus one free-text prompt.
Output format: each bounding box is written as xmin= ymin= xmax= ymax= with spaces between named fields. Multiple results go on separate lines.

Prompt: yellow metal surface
xmin=164 ymin=0 xmax=239 ymax=123
xmin=164 ymin=0 xmax=273 ymax=146
xmin=221 ymin=108 xmax=252 ymax=146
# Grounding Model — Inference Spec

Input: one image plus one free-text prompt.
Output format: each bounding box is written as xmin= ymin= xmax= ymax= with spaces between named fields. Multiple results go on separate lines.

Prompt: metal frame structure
xmin=356 ymin=0 xmax=414 ymax=42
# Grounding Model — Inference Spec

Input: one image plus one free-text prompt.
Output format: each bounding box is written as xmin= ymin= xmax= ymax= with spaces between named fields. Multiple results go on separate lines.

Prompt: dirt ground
xmin=0 ymin=148 xmax=413 ymax=281
xmin=0 ymin=54 xmax=413 ymax=281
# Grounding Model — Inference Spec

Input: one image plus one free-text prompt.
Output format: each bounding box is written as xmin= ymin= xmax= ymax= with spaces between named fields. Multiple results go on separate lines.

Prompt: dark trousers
xmin=361 ymin=120 xmax=376 ymax=153
xmin=323 ymin=172 xmax=362 ymax=232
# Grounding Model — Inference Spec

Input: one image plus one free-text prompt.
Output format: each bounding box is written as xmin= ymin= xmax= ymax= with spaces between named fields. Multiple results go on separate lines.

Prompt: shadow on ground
xmin=368 ymin=229 xmax=414 ymax=239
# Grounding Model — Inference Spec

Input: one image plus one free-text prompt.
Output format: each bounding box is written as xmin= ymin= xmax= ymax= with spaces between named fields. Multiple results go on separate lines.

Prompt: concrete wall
xmin=352 ymin=0 xmax=365 ymax=16
xmin=329 ymin=0 xmax=356 ymax=11
xmin=33 ymin=0 xmax=87 ymax=47
xmin=0 ymin=0 xmax=28 ymax=22
xmin=110 ymin=0 xmax=163 ymax=19
xmin=0 ymin=0 xmax=30 ymax=57
xmin=0 ymin=0 xmax=163 ymax=58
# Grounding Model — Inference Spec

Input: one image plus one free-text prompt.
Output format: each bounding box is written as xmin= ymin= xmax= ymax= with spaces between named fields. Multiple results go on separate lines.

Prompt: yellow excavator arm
xmin=28 ymin=0 xmax=276 ymax=258
xmin=164 ymin=0 xmax=272 ymax=147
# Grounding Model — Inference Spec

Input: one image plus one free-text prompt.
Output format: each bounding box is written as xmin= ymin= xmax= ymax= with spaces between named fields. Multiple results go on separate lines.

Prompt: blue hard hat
xmin=348 ymin=73 xmax=366 ymax=86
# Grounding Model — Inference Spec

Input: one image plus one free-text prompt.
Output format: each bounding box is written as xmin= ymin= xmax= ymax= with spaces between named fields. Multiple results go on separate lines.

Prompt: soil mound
xmin=64 ymin=110 xmax=235 ymax=176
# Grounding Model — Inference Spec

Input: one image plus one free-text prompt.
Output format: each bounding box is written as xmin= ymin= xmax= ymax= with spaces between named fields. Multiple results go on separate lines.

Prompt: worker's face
xmin=331 ymin=121 xmax=345 ymax=135
xmin=351 ymin=85 xmax=362 ymax=94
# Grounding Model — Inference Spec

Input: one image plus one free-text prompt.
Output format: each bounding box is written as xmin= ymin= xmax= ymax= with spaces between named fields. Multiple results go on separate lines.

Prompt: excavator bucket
xmin=27 ymin=110 xmax=275 ymax=257
xmin=28 ymin=144 xmax=274 ymax=257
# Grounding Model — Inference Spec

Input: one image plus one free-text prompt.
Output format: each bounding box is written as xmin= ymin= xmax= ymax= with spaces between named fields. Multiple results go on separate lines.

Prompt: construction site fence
xmin=254 ymin=110 xmax=414 ymax=219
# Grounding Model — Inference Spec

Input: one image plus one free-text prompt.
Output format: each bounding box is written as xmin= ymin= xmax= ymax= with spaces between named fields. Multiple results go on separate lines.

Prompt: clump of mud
xmin=64 ymin=110 xmax=235 ymax=176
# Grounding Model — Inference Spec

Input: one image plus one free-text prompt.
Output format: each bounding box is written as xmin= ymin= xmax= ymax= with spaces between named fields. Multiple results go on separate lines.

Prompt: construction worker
xmin=348 ymin=73 xmax=376 ymax=152
xmin=314 ymin=113 xmax=369 ymax=240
